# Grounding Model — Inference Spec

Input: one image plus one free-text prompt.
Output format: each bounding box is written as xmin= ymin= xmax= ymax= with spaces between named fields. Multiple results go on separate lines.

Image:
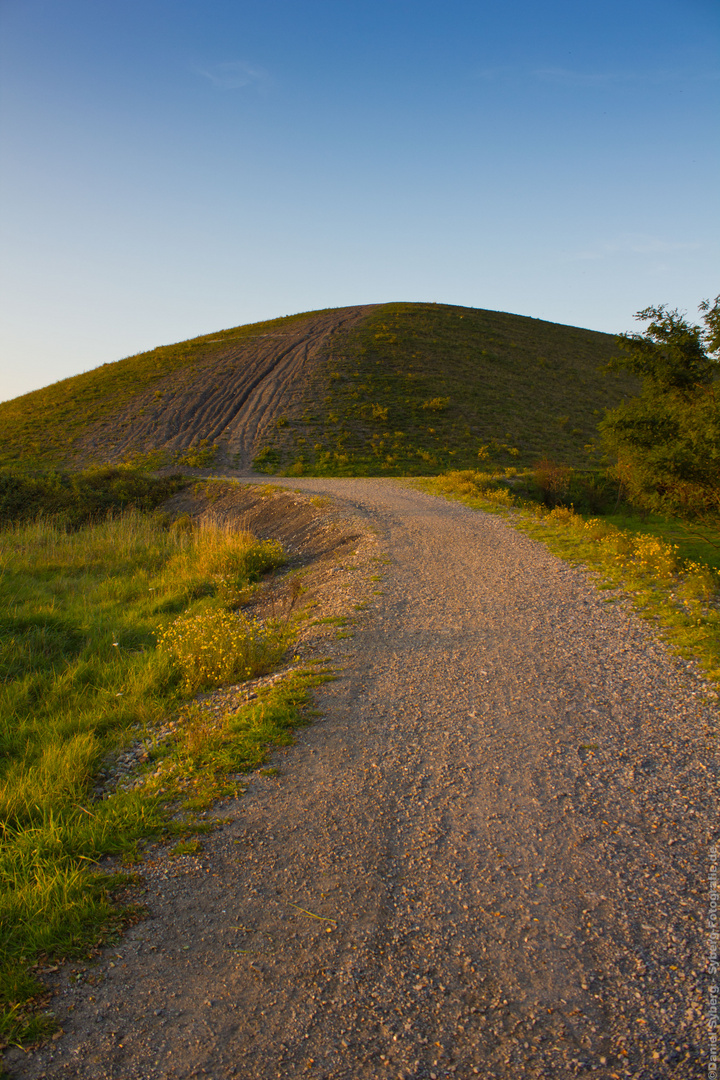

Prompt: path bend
xmin=10 ymin=477 xmax=716 ymax=1080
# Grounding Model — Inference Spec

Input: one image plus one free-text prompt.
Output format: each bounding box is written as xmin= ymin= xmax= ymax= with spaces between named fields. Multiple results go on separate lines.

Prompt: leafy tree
xmin=599 ymin=297 xmax=720 ymax=521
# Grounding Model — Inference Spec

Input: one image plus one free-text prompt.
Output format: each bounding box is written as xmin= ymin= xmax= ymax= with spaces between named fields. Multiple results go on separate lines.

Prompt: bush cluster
xmin=550 ymin=510 xmax=683 ymax=581
xmin=0 ymin=467 xmax=187 ymax=529
xmin=600 ymin=297 xmax=720 ymax=524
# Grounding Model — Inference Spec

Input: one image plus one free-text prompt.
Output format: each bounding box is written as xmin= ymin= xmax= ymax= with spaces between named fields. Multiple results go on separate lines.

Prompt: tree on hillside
xmin=599 ymin=296 xmax=720 ymax=522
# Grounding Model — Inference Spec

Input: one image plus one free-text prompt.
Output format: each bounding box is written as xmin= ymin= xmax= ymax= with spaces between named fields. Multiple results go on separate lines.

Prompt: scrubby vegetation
xmin=0 ymin=489 xmax=314 ymax=1046
xmin=254 ymin=302 xmax=636 ymax=475
xmin=0 ymin=467 xmax=187 ymax=528
xmin=599 ymin=297 xmax=720 ymax=523
xmin=157 ymin=580 xmax=287 ymax=692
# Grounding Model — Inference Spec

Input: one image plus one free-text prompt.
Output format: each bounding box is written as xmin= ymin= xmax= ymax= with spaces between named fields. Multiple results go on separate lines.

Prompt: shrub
xmin=567 ymin=472 xmax=618 ymax=515
xmin=679 ymin=561 xmax=720 ymax=603
xmin=0 ymin=468 xmax=187 ymax=529
xmin=156 ymin=608 xmax=289 ymax=693
xmin=631 ymin=535 xmax=680 ymax=580
xmin=547 ymin=505 xmax=581 ymax=527
xmin=253 ymin=446 xmax=282 ymax=471
xmin=600 ymin=297 xmax=720 ymax=524
xmin=581 ymin=517 xmax=617 ymax=542
xmin=576 ymin=521 xmax=680 ymax=581
xmin=533 ymin=458 xmax=572 ymax=508
xmin=430 ymin=469 xmax=519 ymax=508
xmin=175 ymin=440 xmax=218 ymax=468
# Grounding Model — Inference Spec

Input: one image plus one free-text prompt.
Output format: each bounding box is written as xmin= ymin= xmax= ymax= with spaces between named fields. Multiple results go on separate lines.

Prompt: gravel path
xmin=8 ymin=479 xmax=717 ymax=1080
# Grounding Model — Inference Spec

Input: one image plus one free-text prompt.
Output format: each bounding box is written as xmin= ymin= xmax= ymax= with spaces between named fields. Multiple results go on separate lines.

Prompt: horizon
xmin=1 ymin=0 xmax=718 ymax=402
xmin=3 ymin=299 xmax=623 ymax=403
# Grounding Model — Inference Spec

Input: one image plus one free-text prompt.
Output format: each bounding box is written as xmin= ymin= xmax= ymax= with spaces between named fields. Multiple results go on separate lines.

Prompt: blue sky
xmin=1 ymin=0 xmax=718 ymax=401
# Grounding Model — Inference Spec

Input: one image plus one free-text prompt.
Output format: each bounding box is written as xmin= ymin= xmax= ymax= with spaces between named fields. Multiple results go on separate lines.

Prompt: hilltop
xmin=0 ymin=303 xmax=636 ymax=474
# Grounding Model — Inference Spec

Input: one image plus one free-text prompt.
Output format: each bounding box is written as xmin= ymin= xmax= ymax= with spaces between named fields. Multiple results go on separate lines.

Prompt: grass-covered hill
xmin=260 ymin=303 xmax=636 ymax=475
xmin=0 ymin=302 xmax=636 ymax=475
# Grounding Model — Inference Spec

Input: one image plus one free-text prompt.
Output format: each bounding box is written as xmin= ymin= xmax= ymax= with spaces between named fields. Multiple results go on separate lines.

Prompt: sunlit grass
xmin=253 ymin=302 xmax=636 ymax=475
xmin=0 ymin=509 xmax=301 ymax=1044
xmin=0 ymin=309 xmax=334 ymax=470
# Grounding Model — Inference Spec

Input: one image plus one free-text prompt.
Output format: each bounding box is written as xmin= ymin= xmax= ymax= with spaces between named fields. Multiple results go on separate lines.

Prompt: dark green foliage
xmin=609 ymin=303 xmax=717 ymax=391
xmin=600 ymin=298 xmax=720 ymax=522
xmin=255 ymin=303 xmax=636 ymax=476
xmin=479 ymin=460 xmax=619 ymax=516
xmin=522 ymin=460 xmax=617 ymax=514
xmin=252 ymin=446 xmax=282 ymax=471
xmin=0 ymin=468 xmax=188 ymax=528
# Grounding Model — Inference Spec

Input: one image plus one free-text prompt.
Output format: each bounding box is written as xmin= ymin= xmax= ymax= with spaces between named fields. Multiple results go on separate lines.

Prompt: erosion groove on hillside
xmin=257 ymin=303 xmax=633 ymax=475
xmin=77 ymin=307 xmax=376 ymax=470
xmin=8 ymin=478 xmax=716 ymax=1080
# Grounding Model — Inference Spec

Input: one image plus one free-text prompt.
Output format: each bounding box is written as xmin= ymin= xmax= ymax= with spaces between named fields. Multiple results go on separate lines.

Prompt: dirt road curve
xmin=9 ymin=479 xmax=717 ymax=1080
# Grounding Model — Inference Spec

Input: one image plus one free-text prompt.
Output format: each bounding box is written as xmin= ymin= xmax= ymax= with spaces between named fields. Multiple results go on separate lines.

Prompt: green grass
xmin=0 ymin=508 xmax=326 ymax=1047
xmin=0 ymin=309 xmax=335 ymax=470
xmin=253 ymin=302 xmax=637 ymax=476
xmin=419 ymin=470 xmax=720 ymax=683
xmin=600 ymin=510 xmax=720 ymax=572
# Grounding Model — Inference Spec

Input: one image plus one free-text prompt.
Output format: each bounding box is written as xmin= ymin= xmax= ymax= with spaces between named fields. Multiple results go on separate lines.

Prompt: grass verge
xmin=418 ymin=470 xmax=720 ymax=683
xmin=0 ymin=508 xmax=326 ymax=1048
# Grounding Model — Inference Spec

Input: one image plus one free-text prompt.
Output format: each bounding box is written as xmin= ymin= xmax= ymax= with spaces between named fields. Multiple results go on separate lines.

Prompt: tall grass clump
xmin=0 ymin=508 xmax=288 ymax=1044
xmin=429 ymin=469 xmax=516 ymax=508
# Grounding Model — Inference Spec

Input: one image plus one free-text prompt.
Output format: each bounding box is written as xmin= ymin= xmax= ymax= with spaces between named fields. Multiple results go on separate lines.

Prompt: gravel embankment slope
xmin=8 ymin=478 xmax=717 ymax=1080
xmin=76 ymin=306 xmax=375 ymax=469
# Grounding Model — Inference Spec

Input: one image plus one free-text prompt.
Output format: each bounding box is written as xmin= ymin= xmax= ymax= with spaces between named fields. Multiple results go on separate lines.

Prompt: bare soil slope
xmin=77 ymin=307 xmax=375 ymax=470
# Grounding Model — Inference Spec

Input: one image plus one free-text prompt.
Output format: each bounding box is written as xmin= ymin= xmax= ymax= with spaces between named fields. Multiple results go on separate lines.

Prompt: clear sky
xmin=1 ymin=0 xmax=718 ymax=402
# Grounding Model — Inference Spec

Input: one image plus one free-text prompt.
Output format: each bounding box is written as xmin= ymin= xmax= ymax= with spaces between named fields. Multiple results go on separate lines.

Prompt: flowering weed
xmin=157 ymin=608 xmax=290 ymax=693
